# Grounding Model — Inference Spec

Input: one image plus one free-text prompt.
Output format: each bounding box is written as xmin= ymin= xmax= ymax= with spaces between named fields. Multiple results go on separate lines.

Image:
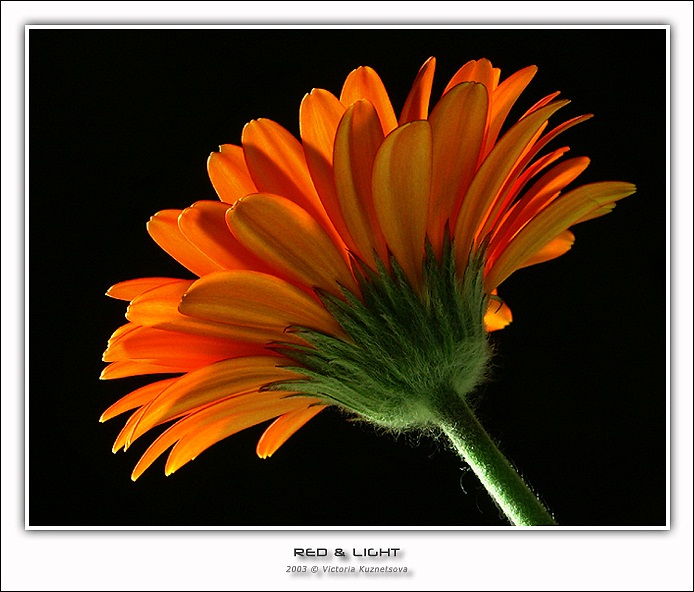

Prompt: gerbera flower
xmin=101 ymin=57 xmax=635 ymax=526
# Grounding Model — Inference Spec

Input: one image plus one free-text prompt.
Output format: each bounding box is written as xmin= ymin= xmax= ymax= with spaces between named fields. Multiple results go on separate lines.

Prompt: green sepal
xmin=268 ymin=239 xmax=492 ymax=432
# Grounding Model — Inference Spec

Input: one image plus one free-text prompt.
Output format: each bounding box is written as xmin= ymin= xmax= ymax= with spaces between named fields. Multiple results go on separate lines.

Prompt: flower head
xmin=101 ymin=57 xmax=635 ymax=483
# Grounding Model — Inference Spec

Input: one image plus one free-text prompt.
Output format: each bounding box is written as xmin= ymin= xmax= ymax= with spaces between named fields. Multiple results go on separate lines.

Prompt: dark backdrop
xmin=29 ymin=28 xmax=665 ymax=527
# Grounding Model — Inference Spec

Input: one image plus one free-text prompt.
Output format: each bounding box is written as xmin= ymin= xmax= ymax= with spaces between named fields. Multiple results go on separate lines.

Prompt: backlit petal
xmin=333 ymin=100 xmax=388 ymax=267
xmin=128 ymin=356 xmax=301 ymax=444
xmin=179 ymin=270 xmax=346 ymax=338
xmin=164 ymin=394 xmax=316 ymax=476
xmin=485 ymin=66 xmax=538 ymax=154
xmin=126 ymin=279 xmax=286 ymax=344
xmin=340 ymin=66 xmax=398 ymax=134
xmin=484 ymin=297 xmax=513 ymax=332
xmin=486 ymin=182 xmax=636 ymax=289
xmin=227 ymin=193 xmax=358 ymax=297
xmin=147 ymin=210 xmax=221 ymax=276
xmin=207 ymin=144 xmax=257 ymax=204
xmin=256 ymin=404 xmax=326 ymax=458
xmin=515 ymin=230 xmax=575 ymax=270
xmin=131 ymin=391 xmax=316 ymax=479
xmin=178 ymin=200 xmax=273 ymax=273
xmin=443 ymin=58 xmax=497 ymax=95
xmin=106 ymin=277 xmax=181 ymax=301
xmin=399 ymin=57 xmax=436 ymax=124
xmin=100 ymin=377 xmax=179 ymax=422
xmin=102 ymin=325 xmax=268 ymax=366
xmin=300 ymin=89 xmax=355 ymax=248
xmin=427 ymin=82 xmax=488 ymax=256
xmin=453 ymin=100 xmax=570 ymax=272
xmin=100 ymin=360 xmax=188 ymax=380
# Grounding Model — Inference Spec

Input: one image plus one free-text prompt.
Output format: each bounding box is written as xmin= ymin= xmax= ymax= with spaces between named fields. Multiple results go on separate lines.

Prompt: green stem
xmin=433 ymin=390 xmax=556 ymax=526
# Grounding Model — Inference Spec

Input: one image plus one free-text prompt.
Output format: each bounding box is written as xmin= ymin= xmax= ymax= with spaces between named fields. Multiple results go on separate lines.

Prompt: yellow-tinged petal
xmin=207 ymin=144 xmax=257 ymax=204
xmin=453 ymin=100 xmax=570 ymax=272
xmin=372 ymin=121 xmax=432 ymax=291
xmin=333 ymin=100 xmax=388 ymax=267
xmin=106 ymin=277 xmax=181 ymax=301
xmin=484 ymin=297 xmax=513 ymax=332
xmin=147 ymin=210 xmax=221 ymax=277
xmin=399 ymin=57 xmax=436 ymax=124
xmin=101 ymin=378 xmax=179 ymax=423
xmin=427 ymin=82 xmax=488 ymax=256
xmin=340 ymin=66 xmax=398 ymax=135
xmin=486 ymin=182 xmax=636 ymax=290
xmin=256 ymin=404 xmax=326 ymax=459
xmin=576 ymin=203 xmax=616 ymax=223
xmin=515 ymin=230 xmax=575 ymax=270
xmin=128 ymin=356 xmax=301 ymax=444
xmin=489 ymin=156 xmax=591 ymax=256
xmin=179 ymin=270 xmax=346 ymax=338
xmin=226 ymin=193 xmax=358 ymax=297
xmin=126 ymin=280 xmax=289 ymax=344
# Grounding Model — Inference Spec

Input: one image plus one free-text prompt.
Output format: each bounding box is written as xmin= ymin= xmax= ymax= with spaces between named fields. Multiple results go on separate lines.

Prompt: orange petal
xmin=128 ymin=356 xmax=301 ymax=444
xmin=103 ymin=325 xmax=268 ymax=366
xmin=113 ymin=406 xmax=148 ymax=452
xmin=500 ymin=147 xmax=572 ymax=211
xmin=485 ymin=65 xmax=538 ymax=156
xmin=486 ymin=182 xmax=636 ymax=290
xmin=147 ymin=210 xmax=221 ymax=276
xmin=100 ymin=360 xmax=188 ymax=380
xmin=256 ymin=404 xmax=326 ymax=459
xmin=226 ymin=193 xmax=358 ymax=298
xmin=453 ymin=100 xmax=570 ymax=272
xmin=443 ymin=58 xmax=497 ymax=95
xmin=178 ymin=200 xmax=274 ymax=273
xmin=340 ymin=66 xmax=398 ymax=135
xmin=484 ymin=297 xmax=513 ymax=332
xmin=101 ymin=377 xmax=179 ymax=422
xmin=207 ymin=144 xmax=257 ymax=204
xmin=489 ymin=156 xmax=591 ymax=256
xmin=126 ymin=279 xmax=285 ymax=344
xmin=131 ymin=391 xmax=316 ymax=479
xmin=164 ymin=394 xmax=316 ymax=476
xmin=299 ymin=89 xmax=355 ymax=248
xmin=106 ymin=277 xmax=181 ymax=301
xmin=179 ymin=270 xmax=345 ymax=338
xmin=399 ymin=57 xmax=436 ymax=124
xmin=515 ymin=230 xmax=575 ymax=270
xmin=106 ymin=323 xmax=139 ymax=348
xmin=427 ymin=82 xmax=488 ymax=256
xmin=333 ymin=100 xmax=388 ymax=268
xmin=372 ymin=120 xmax=432 ymax=291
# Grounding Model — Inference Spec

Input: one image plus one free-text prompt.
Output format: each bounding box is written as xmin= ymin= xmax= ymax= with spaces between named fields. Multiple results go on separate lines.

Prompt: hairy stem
xmin=434 ymin=390 xmax=556 ymax=526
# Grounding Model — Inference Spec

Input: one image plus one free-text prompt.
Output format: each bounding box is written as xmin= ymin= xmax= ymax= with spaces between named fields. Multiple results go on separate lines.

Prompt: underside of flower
xmin=271 ymin=239 xmax=491 ymax=431
xmin=100 ymin=57 xmax=635 ymax=524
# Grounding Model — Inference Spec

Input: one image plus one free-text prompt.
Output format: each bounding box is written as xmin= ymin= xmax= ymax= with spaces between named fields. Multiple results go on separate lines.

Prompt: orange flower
xmin=101 ymin=57 xmax=635 ymax=482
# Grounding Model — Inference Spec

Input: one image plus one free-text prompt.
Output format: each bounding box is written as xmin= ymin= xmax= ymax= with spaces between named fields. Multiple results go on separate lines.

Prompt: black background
xmin=29 ymin=28 xmax=665 ymax=527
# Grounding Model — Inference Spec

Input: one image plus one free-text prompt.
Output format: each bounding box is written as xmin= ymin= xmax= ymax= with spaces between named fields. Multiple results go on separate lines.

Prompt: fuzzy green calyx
xmin=272 ymin=241 xmax=492 ymax=432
